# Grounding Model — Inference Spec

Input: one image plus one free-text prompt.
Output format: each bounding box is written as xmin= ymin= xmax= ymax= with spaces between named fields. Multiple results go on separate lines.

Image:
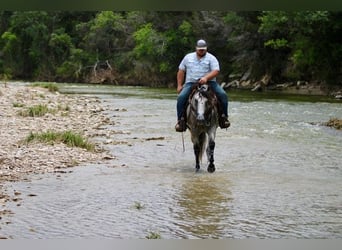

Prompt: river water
xmin=1 ymin=84 xmax=341 ymax=239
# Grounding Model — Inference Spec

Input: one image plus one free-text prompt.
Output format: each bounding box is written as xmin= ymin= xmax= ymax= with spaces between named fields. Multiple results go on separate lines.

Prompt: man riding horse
xmin=175 ymin=39 xmax=230 ymax=132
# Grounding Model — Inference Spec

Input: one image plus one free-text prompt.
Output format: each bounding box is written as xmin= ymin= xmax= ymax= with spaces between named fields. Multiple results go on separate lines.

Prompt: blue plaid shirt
xmin=178 ymin=52 xmax=220 ymax=83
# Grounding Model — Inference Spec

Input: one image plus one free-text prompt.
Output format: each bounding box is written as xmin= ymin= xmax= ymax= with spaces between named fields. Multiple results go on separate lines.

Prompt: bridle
xmin=189 ymin=85 xmax=216 ymax=126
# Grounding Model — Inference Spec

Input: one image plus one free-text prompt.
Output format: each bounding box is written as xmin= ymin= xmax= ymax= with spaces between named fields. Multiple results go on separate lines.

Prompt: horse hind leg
xmin=206 ymin=140 xmax=215 ymax=173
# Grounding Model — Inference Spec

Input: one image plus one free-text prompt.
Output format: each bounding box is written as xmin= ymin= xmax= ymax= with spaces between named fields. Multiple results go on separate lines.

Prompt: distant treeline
xmin=0 ymin=11 xmax=341 ymax=87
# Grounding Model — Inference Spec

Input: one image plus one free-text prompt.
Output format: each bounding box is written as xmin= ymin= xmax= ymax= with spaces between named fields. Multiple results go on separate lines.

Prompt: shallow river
xmin=1 ymin=84 xmax=341 ymax=239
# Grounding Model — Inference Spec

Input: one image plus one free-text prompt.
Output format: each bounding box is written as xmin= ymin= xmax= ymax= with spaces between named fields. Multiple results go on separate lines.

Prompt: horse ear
xmin=192 ymin=83 xmax=200 ymax=91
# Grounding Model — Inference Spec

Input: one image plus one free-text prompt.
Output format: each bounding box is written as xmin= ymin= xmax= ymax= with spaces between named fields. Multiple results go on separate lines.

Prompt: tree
xmin=0 ymin=11 xmax=340 ymax=87
xmin=223 ymin=11 xmax=268 ymax=82
xmin=258 ymin=11 xmax=341 ymax=84
xmin=131 ymin=23 xmax=168 ymax=84
xmin=0 ymin=12 xmax=50 ymax=78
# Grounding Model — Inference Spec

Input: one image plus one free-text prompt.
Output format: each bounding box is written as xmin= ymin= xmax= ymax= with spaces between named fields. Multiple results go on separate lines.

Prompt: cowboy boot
xmin=175 ymin=117 xmax=187 ymax=132
xmin=219 ymin=114 xmax=230 ymax=129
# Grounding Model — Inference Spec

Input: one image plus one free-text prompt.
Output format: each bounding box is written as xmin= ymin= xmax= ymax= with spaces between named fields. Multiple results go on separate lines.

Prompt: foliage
xmin=264 ymin=38 xmax=289 ymax=49
xmin=133 ymin=201 xmax=145 ymax=210
xmin=223 ymin=11 xmax=268 ymax=81
xmin=31 ymin=82 xmax=59 ymax=92
xmin=0 ymin=11 xmax=340 ymax=86
xmin=12 ymin=102 xmax=25 ymax=107
xmin=132 ymin=23 xmax=169 ymax=82
xmin=258 ymin=11 xmax=341 ymax=83
xmin=25 ymin=130 xmax=95 ymax=151
xmin=145 ymin=231 xmax=161 ymax=239
xmin=19 ymin=104 xmax=49 ymax=117
xmin=134 ymin=23 xmax=165 ymax=58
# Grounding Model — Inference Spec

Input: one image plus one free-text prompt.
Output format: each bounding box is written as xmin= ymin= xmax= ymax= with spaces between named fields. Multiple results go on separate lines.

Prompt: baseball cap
xmin=196 ymin=39 xmax=207 ymax=50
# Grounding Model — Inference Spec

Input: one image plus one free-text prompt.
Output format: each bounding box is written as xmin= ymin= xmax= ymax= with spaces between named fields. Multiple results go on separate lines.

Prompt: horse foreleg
xmin=193 ymin=144 xmax=201 ymax=171
xmin=207 ymin=139 xmax=215 ymax=173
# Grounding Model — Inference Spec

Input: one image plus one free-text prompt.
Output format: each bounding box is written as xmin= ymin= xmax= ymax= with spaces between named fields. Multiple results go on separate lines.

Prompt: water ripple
xmin=1 ymin=86 xmax=342 ymax=239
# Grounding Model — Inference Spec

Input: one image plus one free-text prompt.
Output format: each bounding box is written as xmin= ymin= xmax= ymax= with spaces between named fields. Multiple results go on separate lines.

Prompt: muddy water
xmin=1 ymin=85 xmax=341 ymax=239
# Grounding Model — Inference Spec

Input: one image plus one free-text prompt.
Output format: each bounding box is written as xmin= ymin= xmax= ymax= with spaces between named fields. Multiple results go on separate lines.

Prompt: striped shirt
xmin=178 ymin=51 xmax=220 ymax=83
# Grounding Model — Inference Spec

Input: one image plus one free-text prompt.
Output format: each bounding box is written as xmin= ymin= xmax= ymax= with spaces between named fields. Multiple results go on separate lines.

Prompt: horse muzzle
xmin=196 ymin=114 xmax=205 ymax=123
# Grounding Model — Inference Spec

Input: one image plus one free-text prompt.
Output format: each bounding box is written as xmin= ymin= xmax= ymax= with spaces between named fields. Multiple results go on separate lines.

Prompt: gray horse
xmin=186 ymin=84 xmax=219 ymax=173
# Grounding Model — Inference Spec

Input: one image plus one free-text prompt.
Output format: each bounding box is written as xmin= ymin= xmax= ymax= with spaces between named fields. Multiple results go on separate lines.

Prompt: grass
xmin=18 ymin=104 xmax=49 ymax=117
xmin=28 ymin=104 xmax=49 ymax=117
xmin=30 ymin=82 xmax=59 ymax=92
xmin=145 ymin=231 xmax=161 ymax=239
xmin=25 ymin=130 xmax=95 ymax=151
xmin=18 ymin=103 xmax=71 ymax=117
xmin=13 ymin=102 xmax=25 ymax=108
xmin=133 ymin=201 xmax=145 ymax=210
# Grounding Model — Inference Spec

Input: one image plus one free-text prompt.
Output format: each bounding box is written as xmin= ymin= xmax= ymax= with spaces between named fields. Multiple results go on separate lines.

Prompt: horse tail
xmin=198 ymin=132 xmax=207 ymax=161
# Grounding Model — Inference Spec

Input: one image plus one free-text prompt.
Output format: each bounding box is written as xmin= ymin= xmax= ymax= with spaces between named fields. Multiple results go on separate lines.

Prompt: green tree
xmin=259 ymin=11 xmax=341 ymax=84
xmin=132 ymin=23 xmax=168 ymax=84
xmin=12 ymin=11 xmax=50 ymax=78
xmin=223 ymin=11 xmax=268 ymax=81
xmin=0 ymin=11 xmax=340 ymax=87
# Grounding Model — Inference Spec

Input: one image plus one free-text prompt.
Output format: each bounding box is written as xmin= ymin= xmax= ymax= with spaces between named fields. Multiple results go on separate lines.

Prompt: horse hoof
xmin=195 ymin=165 xmax=200 ymax=172
xmin=207 ymin=167 xmax=215 ymax=173
xmin=207 ymin=164 xmax=215 ymax=173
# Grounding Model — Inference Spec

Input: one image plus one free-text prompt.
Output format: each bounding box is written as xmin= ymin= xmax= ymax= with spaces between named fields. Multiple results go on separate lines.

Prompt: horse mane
xmin=189 ymin=83 xmax=200 ymax=100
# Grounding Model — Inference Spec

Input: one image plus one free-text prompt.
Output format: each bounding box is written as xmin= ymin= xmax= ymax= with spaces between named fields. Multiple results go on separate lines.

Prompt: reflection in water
xmin=174 ymin=175 xmax=232 ymax=238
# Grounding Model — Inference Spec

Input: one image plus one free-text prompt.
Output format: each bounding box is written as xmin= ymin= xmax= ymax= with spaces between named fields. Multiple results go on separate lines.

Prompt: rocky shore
xmin=221 ymin=75 xmax=342 ymax=99
xmin=0 ymin=83 xmax=114 ymax=207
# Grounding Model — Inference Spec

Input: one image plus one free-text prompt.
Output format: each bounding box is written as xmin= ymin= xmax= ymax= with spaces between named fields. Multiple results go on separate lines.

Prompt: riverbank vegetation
xmin=17 ymin=102 xmax=70 ymax=117
xmin=0 ymin=11 xmax=341 ymax=93
xmin=25 ymin=130 xmax=95 ymax=151
xmin=30 ymin=82 xmax=59 ymax=92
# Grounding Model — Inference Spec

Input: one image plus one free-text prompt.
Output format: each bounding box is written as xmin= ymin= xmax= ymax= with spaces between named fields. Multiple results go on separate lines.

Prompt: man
xmin=175 ymin=39 xmax=230 ymax=132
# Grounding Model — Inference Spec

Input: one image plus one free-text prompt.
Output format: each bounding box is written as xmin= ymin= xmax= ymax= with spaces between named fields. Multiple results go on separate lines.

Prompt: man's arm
xmin=199 ymin=69 xmax=219 ymax=84
xmin=177 ymin=69 xmax=185 ymax=94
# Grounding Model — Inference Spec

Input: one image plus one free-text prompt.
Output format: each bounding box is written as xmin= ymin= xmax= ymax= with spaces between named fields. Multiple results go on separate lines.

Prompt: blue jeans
xmin=176 ymin=81 xmax=228 ymax=120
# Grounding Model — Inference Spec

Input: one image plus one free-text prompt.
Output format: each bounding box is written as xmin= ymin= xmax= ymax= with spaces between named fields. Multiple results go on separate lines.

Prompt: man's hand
xmin=198 ymin=70 xmax=219 ymax=84
xmin=177 ymin=85 xmax=183 ymax=94
xmin=198 ymin=77 xmax=208 ymax=84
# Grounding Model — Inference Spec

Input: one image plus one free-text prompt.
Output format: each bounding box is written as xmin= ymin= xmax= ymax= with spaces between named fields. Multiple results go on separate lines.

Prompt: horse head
xmin=189 ymin=84 xmax=216 ymax=125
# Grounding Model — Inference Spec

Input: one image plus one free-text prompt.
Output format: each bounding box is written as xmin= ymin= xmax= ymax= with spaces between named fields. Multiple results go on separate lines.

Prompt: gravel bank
xmin=0 ymin=83 xmax=114 ymax=203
